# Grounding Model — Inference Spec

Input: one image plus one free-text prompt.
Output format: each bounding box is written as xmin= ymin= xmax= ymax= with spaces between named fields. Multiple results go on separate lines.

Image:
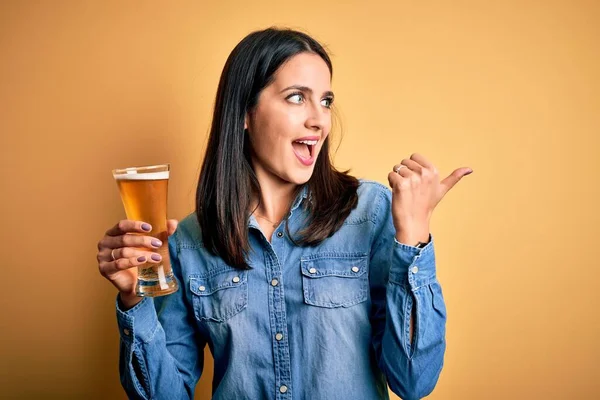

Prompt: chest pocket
xmin=300 ymin=254 xmax=369 ymax=308
xmin=189 ymin=268 xmax=248 ymax=322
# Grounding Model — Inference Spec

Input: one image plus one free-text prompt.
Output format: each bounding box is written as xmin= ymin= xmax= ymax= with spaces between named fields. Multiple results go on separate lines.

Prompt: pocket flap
xmin=190 ymin=269 xmax=247 ymax=296
xmin=300 ymin=254 xmax=368 ymax=278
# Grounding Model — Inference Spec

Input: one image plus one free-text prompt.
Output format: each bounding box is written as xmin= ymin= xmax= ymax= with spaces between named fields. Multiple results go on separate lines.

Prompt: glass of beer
xmin=112 ymin=164 xmax=179 ymax=297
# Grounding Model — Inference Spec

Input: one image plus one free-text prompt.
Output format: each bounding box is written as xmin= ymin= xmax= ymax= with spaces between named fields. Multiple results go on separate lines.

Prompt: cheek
xmin=250 ymin=124 xmax=289 ymax=157
xmin=275 ymin=111 xmax=303 ymax=137
xmin=255 ymin=105 xmax=297 ymax=135
xmin=326 ymin=114 xmax=333 ymax=134
xmin=261 ymin=116 xmax=299 ymax=151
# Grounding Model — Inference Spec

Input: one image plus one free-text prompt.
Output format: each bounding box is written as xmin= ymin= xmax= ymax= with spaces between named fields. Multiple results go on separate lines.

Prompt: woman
xmin=97 ymin=27 xmax=472 ymax=400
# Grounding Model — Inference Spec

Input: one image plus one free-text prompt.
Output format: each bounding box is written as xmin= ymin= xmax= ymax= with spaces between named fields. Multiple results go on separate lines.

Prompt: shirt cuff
xmin=116 ymin=295 xmax=159 ymax=344
xmin=389 ymin=234 xmax=437 ymax=290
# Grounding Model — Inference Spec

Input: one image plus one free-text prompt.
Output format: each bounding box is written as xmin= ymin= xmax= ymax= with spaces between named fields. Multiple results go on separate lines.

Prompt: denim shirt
xmin=116 ymin=180 xmax=446 ymax=400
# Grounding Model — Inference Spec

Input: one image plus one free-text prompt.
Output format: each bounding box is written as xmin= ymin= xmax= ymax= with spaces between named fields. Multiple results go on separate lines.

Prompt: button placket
xmin=263 ymin=249 xmax=292 ymax=399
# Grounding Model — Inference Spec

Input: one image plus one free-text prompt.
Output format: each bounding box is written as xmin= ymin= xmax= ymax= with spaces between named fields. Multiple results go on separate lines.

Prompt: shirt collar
xmin=248 ymin=184 xmax=310 ymax=230
xmin=290 ymin=184 xmax=309 ymax=212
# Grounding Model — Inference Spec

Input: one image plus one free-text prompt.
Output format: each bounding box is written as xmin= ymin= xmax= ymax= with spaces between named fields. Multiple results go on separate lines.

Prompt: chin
xmin=287 ymin=168 xmax=315 ymax=185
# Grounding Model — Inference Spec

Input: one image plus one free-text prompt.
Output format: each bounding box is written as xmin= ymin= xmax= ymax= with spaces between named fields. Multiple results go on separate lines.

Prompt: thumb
xmin=440 ymin=167 xmax=473 ymax=195
xmin=167 ymin=219 xmax=179 ymax=236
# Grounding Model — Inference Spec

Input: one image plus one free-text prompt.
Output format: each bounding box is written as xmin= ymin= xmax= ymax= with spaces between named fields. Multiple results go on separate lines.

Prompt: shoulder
xmin=357 ymin=179 xmax=391 ymax=201
xmin=172 ymin=212 xmax=204 ymax=249
xmin=345 ymin=179 xmax=392 ymax=225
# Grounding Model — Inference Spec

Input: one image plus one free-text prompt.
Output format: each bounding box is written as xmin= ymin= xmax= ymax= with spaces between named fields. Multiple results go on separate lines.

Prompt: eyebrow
xmin=280 ymin=85 xmax=334 ymax=98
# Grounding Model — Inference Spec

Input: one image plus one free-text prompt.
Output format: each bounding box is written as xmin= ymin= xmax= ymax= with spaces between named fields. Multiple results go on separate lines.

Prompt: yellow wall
xmin=1 ymin=1 xmax=598 ymax=399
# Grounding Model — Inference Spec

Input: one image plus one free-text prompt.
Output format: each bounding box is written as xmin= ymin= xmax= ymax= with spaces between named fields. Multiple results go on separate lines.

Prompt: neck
xmin=250 ymin=167 xmax=299 ymax=224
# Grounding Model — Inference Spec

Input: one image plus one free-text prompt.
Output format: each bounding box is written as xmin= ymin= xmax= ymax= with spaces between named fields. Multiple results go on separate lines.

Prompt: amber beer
xmin=112 ymin=164 xmax=179 ymax=297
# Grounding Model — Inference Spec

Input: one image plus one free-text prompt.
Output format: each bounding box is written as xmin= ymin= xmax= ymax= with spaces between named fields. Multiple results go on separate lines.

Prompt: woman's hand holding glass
xmin=97 ymin=219 xmax=179 ymax=309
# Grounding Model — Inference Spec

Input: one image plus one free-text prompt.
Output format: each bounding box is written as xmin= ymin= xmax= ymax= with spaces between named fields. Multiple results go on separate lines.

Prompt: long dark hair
xmin=196 ymin=27 xmax=359 ymax=270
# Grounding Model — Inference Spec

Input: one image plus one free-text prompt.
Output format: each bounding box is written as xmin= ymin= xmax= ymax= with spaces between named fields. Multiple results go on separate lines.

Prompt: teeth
xmin=294 ymin=140 xmax=318 ymax=145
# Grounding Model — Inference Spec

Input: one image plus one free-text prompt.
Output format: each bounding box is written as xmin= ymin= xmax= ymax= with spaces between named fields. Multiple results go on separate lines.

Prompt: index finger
xmin=105 ymin=220 xmax=152 ymax=237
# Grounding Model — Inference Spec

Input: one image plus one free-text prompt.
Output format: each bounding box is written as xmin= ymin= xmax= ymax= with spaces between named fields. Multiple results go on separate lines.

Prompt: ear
xmin=244 ymin=114 xmax=249 ymax=130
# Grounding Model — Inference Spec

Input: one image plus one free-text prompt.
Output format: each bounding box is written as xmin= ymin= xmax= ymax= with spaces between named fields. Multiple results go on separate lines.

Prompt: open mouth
xmin=291 ymin=139 xmax=317 ymax=159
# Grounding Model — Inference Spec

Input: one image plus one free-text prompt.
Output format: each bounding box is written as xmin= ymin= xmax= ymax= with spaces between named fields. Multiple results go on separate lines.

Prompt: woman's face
xmin=245 ymin=52 xmax=333 ymax=186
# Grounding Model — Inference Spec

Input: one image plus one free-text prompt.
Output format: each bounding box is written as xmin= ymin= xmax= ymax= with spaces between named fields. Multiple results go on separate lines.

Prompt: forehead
xmin=270 ymin=52 xmax=331 ymax=90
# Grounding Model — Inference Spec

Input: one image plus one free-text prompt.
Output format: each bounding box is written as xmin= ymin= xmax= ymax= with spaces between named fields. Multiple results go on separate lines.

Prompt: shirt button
xmin=351 ymin=266 xmax=359 ymax=273
xmin=411 ymin=266 xmax=419 ymax=274
xmin=279 ymin=385 xmax=288 ymax=393
xmin=276 ymin=231 xmax=284 ymax=238
xmin=199 ymin=285 xmax=206 ymax=292
xmin=232 ymin=276 xmax=240 ymax=283
xmin=309 ymin=267 xmax=317 ymax=274
xmin=275 ymin=333 xmax=283 ymax=341
xmin=271 ymin=279 xmax=279 ymax=287
xmin=123 ymin=328 xmax=130 ymax=336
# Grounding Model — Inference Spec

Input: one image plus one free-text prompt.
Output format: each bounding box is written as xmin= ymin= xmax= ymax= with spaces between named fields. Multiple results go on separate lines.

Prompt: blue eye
xmin=286 ymin=92 xmax=334 ymax=108
xmin=287 ymin=93 xmax=304 ymax=104
xmin=321 ymin=97 xmax=334 ymax=108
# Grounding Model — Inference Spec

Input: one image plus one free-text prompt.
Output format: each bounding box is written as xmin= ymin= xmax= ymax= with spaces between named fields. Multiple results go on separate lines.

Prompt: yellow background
xmin=1 ymin=1 xmax=598 ymax=399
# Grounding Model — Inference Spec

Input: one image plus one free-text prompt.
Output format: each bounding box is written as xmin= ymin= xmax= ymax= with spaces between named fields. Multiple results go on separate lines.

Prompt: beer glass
xmin=112 ymin=164 xmax=179 ymax=297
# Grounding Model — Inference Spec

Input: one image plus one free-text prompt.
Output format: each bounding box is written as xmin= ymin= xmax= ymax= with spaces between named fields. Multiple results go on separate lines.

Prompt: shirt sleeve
xmin=369 ymin=187 xmax=447 ymax=400
xmin=116 ymin=231 xmax=206 ymax=399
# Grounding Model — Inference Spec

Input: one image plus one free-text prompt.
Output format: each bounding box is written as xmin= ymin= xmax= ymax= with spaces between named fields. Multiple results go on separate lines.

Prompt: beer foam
xmin=114 ymin=171 xmax=169 ymax=180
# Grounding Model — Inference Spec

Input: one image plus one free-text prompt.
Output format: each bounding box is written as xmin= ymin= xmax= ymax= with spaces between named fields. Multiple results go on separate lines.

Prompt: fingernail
xmin=141 ymin=223 xmax=152 ymax=232
xmin=151 ymin=239 xmax=162 ymax=248
xmin=137 ymin=256 xmax=146 ymax=262
xmin=465 ymin=169 xmax=473 ymax=175
xmin=151 ymin=254 xmax=162 ymax=261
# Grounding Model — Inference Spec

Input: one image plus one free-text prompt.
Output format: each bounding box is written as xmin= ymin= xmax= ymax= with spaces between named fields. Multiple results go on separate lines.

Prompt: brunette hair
xmin=196 ymin=27 xmax=359 ymax=269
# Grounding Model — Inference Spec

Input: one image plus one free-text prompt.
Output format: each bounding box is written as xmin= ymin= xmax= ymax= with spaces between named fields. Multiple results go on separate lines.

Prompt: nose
xmin=305 ymin=100 xmax=330 ymax=132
